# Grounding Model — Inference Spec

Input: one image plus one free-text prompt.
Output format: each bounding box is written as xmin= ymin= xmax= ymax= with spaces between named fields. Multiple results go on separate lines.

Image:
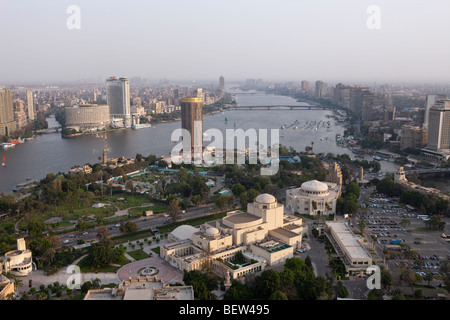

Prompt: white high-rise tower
xmin=106 ymin=76 xmax=131 ymax=127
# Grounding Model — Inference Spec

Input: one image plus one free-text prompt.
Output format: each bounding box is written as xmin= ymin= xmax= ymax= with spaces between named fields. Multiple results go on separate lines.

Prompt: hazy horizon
xmin=1 ymin=0 xmax=450 ymax=84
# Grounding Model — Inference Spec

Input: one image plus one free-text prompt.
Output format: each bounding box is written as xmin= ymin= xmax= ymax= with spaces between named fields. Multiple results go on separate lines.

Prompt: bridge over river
xmin=229 ymin=105 xmax=332 ymax=110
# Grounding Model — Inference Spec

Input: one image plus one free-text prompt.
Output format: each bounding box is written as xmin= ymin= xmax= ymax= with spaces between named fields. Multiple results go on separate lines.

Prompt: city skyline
xmin=1 ymin=0 xmax=450 ymax=84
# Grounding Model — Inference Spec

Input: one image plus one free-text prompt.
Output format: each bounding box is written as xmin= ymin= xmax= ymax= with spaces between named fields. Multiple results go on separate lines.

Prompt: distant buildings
xmin=0 ymin=88 xmax=15 ymax=136
xmin=181 ymin=96 xmax=203 ymax=155
xmin=315 ymin=80 xmax=326 ymax=98
xmin=332 ymin=84 xmax=375 ymax=119
xmin=301 ymin=80 xmax=309 ymax=92
xmin=219 ymin=75 xmax=225 ymax=94
xmin=65 ymin=104 xmax=110 ymax=132
xmin=106 ymin=77 xmax=131 ymax=127
xmin=26 ymin=89 xmax=35 ymax=121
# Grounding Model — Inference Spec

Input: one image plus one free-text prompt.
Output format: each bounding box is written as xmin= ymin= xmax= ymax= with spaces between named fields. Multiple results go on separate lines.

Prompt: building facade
xmin=0 ymin=88 xmax=15 ymax=136
xmin=65 ymin=104 xmax=110 ymax=131
xmin=106 ymin=77 xmax=131 ymax=127
xmin=181 ymin=96 xmax=203 ymax=155
xmin=326 ymin=221 xmax=372 ymax=276
xmin=423 ymin=94 xmax=446 ymax=129
xmin=427 ymin=99 xmax=450 ymax=151
xmin=0 ymin=238 xmax=33 ymax=276
xmin=26 ymin=89 xmax=35 ymax=121
xmin=286 ymin=180 xmax=340 ymax=216
xmin=401 ymin=125 xmax=428 ymax=150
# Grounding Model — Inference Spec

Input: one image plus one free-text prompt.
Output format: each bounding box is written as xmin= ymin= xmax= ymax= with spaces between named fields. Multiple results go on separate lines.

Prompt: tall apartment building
xmin=423 ymin=94 xmax=446 ymax=129
xmin=106 ymin=77 xmax=131 ymax=127
xmin=427 ymin=99 xmax=450 ymax=151
xmin=219 ymin=75 xmax=225 ymax=93
xmin=13 ymin=99 xmax=28 ymax=131
xmin=400 ymin=125 xmax=428 ymax=150
xmin=315 ymin=80 xmax=325 ymax=98
xmin=181 ymin=96 xmax=203 ymax=155
xmin=0 ymin=88 xmax=15 ymax=136
xmin=26 ymin=89 xmax=35 ymax=121
xmin=301 ymin=80 xmax=309 ymax=92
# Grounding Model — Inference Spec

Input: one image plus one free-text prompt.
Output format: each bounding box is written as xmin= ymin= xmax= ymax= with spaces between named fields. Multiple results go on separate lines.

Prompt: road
xmin=57 ymin=203 xmax=217 ymax=248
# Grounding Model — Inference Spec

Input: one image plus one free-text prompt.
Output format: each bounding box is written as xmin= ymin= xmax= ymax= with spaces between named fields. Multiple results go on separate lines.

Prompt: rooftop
xmin=326 ymin=221 xmax=371 ymax=260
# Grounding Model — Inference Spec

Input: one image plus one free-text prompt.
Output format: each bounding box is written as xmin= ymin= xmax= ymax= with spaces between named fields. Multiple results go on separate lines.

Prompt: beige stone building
xmin=401 ymin=125 xmax=428 ymax=150
xmin=161 ymin=193 xmax=303 ymax=279
xmin=0 ymin=238 xmax=33 ymax=276
xmin=0 ymin=276 xmax=15 ymax=300
xmin=285 ymin=180 xmax=340 ymax=216
xmin=84 ymin=276 xmax=194 ymax=300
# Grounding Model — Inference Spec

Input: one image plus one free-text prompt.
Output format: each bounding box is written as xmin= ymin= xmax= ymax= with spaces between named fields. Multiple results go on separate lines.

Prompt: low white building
xmin=326 ymin=221 xmax=372 ymax=276
xmin=286 ymin=180 xmax=339 ymax=216
xmin=0 ymin=238 xmax=33 ymax=276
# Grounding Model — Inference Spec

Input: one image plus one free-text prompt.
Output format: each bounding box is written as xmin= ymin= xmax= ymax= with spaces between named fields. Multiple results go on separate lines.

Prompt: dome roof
xmin=301 ymin=180 xmax=328 ymax=193
xmin=255 ymin=193 xmax=276 ymax=204
xmin=170 ymin=225 xmax=198 ymax=241
xmin=206 ymin=227 xmax=220 ymax=236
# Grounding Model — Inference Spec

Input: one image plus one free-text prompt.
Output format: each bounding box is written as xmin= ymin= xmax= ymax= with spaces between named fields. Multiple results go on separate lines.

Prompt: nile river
xmin=0 ymin=89 xmax=397 ymax=194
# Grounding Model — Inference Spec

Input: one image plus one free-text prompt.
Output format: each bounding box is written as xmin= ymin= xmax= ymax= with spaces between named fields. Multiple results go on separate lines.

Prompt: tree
xmin=215 ymin=195 xmax=229 ymax=212
xmin=119 ymin=221 xmax=137 ymax=233
xmin=191 ymin=194 xmax=202 ymax=206
xmin=423 ymin=272 xmax=433 ymax=287
xmin=269 ymin=290 xmax=288 ymax=300
xmin=224 ymin=280 xmax=254 ymax=300
xmin=359 ymin=219 xmax=366 ymax=236
xmin=167 ymin=199 xmax=181 ymax=223
xmin=254 ymin=269 xmax=281 ymax=298
xmin=400 ymin=269 xmax=418 ymax=295
xmin=232 ymin=183 xmax=246 ymax=197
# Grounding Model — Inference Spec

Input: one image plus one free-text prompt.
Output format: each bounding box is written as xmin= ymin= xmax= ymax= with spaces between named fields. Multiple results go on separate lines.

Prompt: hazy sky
xmin=1 ymin=0 xmax=450 ymax=84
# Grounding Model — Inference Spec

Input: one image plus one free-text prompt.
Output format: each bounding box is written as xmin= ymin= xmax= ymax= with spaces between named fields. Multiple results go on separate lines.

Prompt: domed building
xmin=286 ymin=180 xmax=340 ymax=216
xmin=161 ymin=193 xmax=304 ymax=279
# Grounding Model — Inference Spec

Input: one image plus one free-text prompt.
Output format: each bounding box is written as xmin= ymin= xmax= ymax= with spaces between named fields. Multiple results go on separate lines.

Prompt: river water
xmin=0 ymin=89 xmax=398 ymax=194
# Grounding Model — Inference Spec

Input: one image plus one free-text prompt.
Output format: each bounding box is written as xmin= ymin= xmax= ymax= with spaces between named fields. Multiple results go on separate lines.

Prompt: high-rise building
xmin=219 ymin=76 xmax=225 ymax=93
xmin=427 ymin=99 xmax=450 ymax=151
xmin=106 ymin=77 xmax=131 ymax=127
xmin=0 ymin=88 xmax=15 ymax=136
xmin=315 ymin=81 xmax=325 ymax=98
xmin=301 ymin=80 xmax=309 ymax=92
xmin=13 ymin=99 xmax=28 ymax=131
xmin=181 ymin=96 xmax=203 ymax=155
xmin=423 ymin=94 xmax=446 ymax=129
xmin=26 ymin=89 xmax=35 ymax=121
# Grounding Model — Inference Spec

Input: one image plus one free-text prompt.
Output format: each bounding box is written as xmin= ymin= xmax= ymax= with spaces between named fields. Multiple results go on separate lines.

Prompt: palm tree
xmin=14 ymin=278 xmax=23 ymax=296
xmin=424 ymin=273 xmax=433 ymax=287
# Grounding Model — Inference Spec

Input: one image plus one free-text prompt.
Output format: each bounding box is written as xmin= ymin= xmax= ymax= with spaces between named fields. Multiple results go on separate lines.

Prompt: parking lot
xmin=356 ymin=193 xmax=450 ymax=284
